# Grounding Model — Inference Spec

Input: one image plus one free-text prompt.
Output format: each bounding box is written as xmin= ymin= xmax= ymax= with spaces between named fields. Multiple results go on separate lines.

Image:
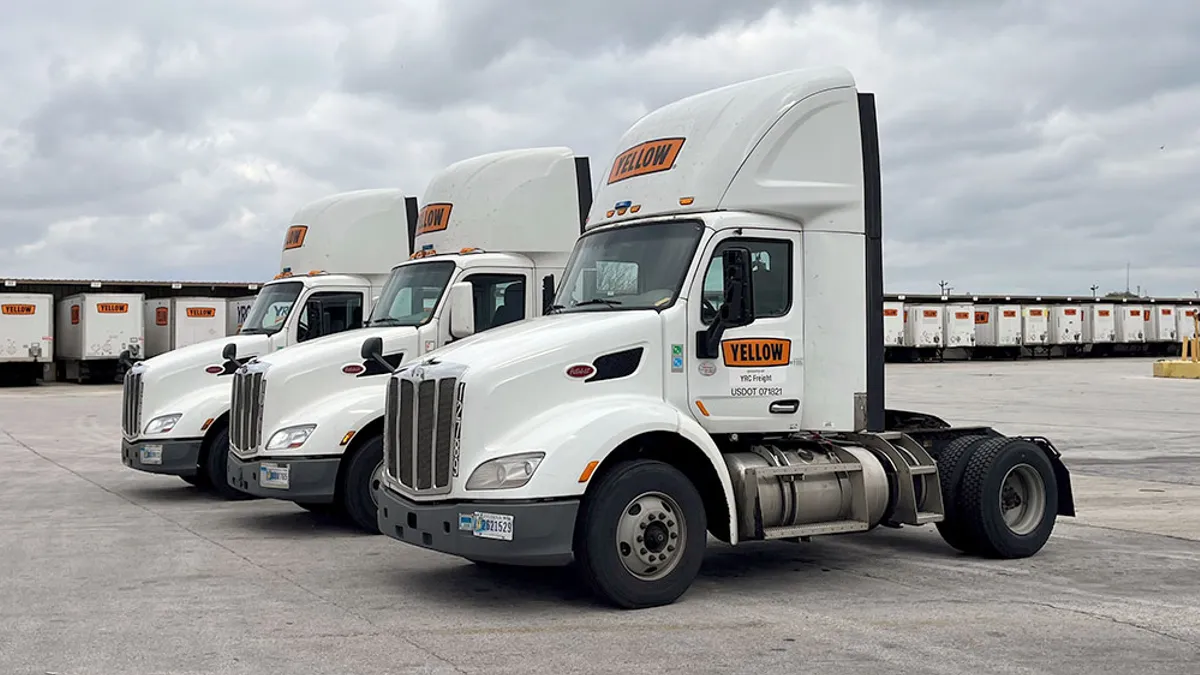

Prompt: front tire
xmin=202 ymin=427 xmax=258 ymax=500
xmin=339 ymin=434 xmax=384 ymax=534
xmin=955 ymin=437 xmax=1058 ymax=558
xmin=574 ymin=459 xmax=707 ymax=609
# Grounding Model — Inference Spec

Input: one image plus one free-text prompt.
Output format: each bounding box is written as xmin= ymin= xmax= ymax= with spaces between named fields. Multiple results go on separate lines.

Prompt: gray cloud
xmin=0 ymin=0 xmax=1198 ymax=297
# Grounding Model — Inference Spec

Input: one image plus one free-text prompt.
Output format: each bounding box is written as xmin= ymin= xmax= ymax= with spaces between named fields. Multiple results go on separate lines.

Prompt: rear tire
xmin=202 ymin=427 xmax=258 ymax=500
xmin=339 ymin=434 xmax=383 ymax=534
xmin=955 ymin=437 xmax=1058 ymax=558
xmin=934 ymin=434 xmax=989 ymax=553
xmin=574 ymin=459 xmax=707 ymax=609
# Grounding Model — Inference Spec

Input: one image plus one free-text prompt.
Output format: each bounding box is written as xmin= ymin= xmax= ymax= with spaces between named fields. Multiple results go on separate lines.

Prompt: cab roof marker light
xmin=679 ymin=197 xmax=695 ymax=206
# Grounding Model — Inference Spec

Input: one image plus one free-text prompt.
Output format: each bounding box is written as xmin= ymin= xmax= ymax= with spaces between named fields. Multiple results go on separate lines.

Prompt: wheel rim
xmin=999 ymin=463 xmax=1046 ymax=535
xmin=615 ymin=491 xmax=686 ymax=581
xmin=369 ymin=461 xmax=384 ymax=508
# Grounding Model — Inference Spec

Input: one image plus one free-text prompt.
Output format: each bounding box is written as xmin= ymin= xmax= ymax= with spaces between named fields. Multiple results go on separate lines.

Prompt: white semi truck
xmin=225 ymin=147 xmax=592 ymax=532
xmin=120 ymin=189 xmax=417 ymax=497
xmin=372 ymin=67 xmax=1076 ymax=609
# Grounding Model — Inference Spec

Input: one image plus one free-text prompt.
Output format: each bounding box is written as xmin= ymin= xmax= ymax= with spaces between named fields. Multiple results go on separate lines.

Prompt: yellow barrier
xmin=1153 ymin=313 xmax=1200 ymax=379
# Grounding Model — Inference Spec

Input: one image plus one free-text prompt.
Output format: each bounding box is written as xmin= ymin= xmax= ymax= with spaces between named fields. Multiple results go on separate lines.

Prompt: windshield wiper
xmin=572 ymin=298 xmax=622 ymax=308
xmin=368 ymin=318 xmax=404 ymax=327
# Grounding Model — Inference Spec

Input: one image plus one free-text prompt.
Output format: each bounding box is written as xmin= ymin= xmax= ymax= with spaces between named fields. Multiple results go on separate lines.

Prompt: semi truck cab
xmin=223 ymin=147 xmax=592 ymax=532
xmin=372 ymin=67 xmax=1075 ymax=609
xmin=120 ymin=188 xmax=417 ymax=497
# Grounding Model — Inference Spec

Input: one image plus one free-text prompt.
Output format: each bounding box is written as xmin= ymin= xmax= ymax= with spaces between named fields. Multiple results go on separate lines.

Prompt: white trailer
xmin=223 ymin=147 xmax=593 ymax=529
xmin=1178 ymin=306 xmax=1198 ymax=341
xmin=1048 ymin=305 xmax=1082 ymax=345
xmin=1082 ymin=304 xmax=1116 ymax=344
xmin=225 ymin=296 xmax=258 ymax=336
xmin=120 ymin=189 xmax=416 ymax=493
xmin=56 ymin=293 xmax=145 ymax=383
xmin=1021 ymin=305 xmax=1048 ymax=346
xmin=942 ymin=302 xmax=974 ymax=348
xmin=1115 ymin=305 xmax=1145 ymax=342
xmin=144 ymin=297 xmax=229 ymax=358
xmin=0 ymin=293 xmax=54 ymax=385
xmin=905 ymin=304 xmax=943 ymax=347
xmin=973 ymin=304 xmax=1021 ymax=350
xmin=372 ymin=67 xmax=1074 ymax=609
xmin=882 ymin=301 xmax=904 ymax=346
xmin=1147 ymin=304 xmax=1177 ymax=342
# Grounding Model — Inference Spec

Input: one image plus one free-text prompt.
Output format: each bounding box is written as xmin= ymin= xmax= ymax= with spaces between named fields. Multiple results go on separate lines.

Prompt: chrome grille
xmin=229 ymin=369 xmax=265 ymax=454
xmin=384 ymin=371 xmax=461 ymax=494
xmin=121 ymin=370 xmax=143 ymax=438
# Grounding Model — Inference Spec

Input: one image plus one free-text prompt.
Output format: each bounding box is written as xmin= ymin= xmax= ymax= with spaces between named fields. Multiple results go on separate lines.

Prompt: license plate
xmin=259 ymin=463 xmax=289 ymax=489
xmin=471 ymin=511 xmax=514 ymax=541
xmin=139 ymin=445 xmax=163 ymax=465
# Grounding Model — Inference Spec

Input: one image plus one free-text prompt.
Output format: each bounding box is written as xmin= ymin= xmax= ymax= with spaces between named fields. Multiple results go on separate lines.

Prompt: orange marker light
xmin=578 ymin=460 xmax=600 ymax=483
xmin=695 ymin=400 xmax=709 ymax=417
xmin=201 ymin=418 xmax=214 ymax=431
xmin=679 ymin=197 xmax=695 ymax=206
xmin=340 ymin=431 xmax=355 ymax=446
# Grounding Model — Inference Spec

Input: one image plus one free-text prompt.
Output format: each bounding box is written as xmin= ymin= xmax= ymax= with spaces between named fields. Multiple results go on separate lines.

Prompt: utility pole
xmin=938 ymin=280 xmax=952 ymax=295
xmin=1126 ymin=262 xmax=1130 ymax=294
xmin=1090 ymin=284 xmax=1099 ymax=298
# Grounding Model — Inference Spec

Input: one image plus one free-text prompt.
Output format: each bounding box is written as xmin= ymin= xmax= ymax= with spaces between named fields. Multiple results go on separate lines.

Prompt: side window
xmin=464 ymin=274 xmax=526 ymax=332
xmin=700 ymin=238 xmax=792 ymax=324
xmin=297 ymin=292 xmax=364 ymax=342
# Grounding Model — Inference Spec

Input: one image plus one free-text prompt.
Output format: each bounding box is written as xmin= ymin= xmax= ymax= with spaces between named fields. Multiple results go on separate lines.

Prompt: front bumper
xmin=121 ymin=437 xmax=203 ymax=476
xmin=227 ymin=454 xmax=341 ymax=504
xmin=376 ymin=485 xmax=579 ymax=566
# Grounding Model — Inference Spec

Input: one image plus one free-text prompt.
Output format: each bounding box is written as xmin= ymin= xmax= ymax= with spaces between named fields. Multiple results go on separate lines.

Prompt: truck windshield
xmin=367 ymin=260 xmax=456 ymax=327
xmin=239 ymin=281 xmax=303 ymax=335
xmin=552 ymin=220 xmax=704 ymax=312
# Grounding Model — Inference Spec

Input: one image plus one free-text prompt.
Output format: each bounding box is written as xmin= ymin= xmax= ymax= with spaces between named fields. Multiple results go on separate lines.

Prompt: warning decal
xmin=186 ymin=307 xmax=217 ymax=318
xmin=606 ymin=137 xmax=685 ymax=184
xmin=974 ymin=311 xmax=989 ymax=324
xmin=155 ymin=307 xmax=169 ymax=326
xmin=97 ymin=303 xmax=128 ymax=314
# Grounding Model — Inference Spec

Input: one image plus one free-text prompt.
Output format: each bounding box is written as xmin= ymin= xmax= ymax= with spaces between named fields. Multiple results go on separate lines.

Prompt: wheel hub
xmin=369 ymin=461 xmax=384 ymax=508
xmin=998 ymin=463 xmax=1046 ymax=536
xmin=615 ymin=492 xmax=686 ymax=581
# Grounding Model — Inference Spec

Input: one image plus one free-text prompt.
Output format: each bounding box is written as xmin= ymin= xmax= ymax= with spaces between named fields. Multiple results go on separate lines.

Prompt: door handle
xmin=768 ymin=399 xmax=799 ymax=414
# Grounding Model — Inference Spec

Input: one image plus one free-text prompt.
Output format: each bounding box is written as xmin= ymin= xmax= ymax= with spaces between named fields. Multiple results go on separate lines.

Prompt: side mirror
xmin=696 ymin=246 xmax=755 ymax=358
xmin=361 ymin=336 xmax=383 ymax=361
xmin=541 ymin=274 xmax=555 ymax=314
xmin=222 ymin=343 xmax=237 ymax=361
xmin=361 ymin=335 xmax=397 ymax=374
xmin=448 ymin=281 xmax=475 ymax=339
xmin=719 ymin=247 xmax=755 ymax=328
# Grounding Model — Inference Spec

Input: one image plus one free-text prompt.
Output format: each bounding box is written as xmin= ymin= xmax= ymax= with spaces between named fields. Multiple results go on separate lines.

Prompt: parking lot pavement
xmin=1 ymin=357 xmax=1198 ymax=674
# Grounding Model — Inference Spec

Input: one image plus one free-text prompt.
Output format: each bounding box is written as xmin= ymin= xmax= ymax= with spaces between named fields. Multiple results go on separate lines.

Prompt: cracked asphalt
xmin=1 ymin=356 xmax=1198 ymax=674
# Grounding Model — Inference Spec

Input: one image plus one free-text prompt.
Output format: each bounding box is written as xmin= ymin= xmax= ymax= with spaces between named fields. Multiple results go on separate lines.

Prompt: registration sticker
xmin=139 ymin=445 xmax=163 ymax=465
xmin=470 ymin=511 xmax=514 ymax=541
xmin=259 ymin=463 xmax=290 ymax=489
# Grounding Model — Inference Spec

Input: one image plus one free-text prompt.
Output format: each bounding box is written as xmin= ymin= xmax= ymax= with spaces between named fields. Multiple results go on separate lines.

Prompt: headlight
xmin=266 ymin=425 xmax=316 ymax=451
xmin=143 ymin=414 xmax=181 ymax=435
xmin=465 ymin=452 xmax=544 ymax=490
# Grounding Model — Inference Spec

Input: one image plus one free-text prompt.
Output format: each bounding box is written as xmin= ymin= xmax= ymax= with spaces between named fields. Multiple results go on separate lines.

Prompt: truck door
xmin=685 ymin=228 xmax=803 ymax=434
xmin=294 ymin=290 xmax=366 ymax=343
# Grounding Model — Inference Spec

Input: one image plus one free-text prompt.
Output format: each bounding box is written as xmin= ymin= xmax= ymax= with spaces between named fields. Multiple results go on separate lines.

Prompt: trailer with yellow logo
xmin=0 ymin=293 xmax=55 ymax=385
xmin=55 ymin=292 xmax=145 ymax=383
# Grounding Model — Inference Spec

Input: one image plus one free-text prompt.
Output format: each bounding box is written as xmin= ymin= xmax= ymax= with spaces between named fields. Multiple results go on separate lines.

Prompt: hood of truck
xmin=250 ymin=326 xmax=421 ymax=435
xmin=133 ymin=333 xmax=271 ymax=427
xmin=401 ymin=311 xmax=665 ymax=459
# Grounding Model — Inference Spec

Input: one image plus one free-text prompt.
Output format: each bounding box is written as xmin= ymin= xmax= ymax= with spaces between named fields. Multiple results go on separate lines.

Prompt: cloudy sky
xmin=1 ymin=0 xmax=1197 ymax=298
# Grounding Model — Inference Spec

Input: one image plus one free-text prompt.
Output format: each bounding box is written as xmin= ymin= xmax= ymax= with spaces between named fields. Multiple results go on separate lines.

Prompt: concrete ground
xmin=1 ymin=356 xmax=1198 ymax=674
